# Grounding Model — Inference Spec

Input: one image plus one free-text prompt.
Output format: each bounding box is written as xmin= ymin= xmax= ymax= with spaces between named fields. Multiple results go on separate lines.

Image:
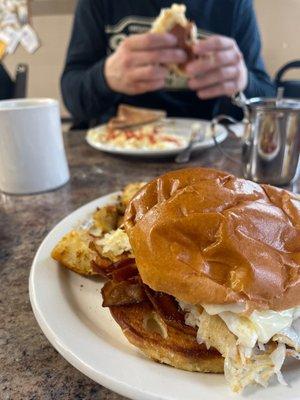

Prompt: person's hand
xmin=186 ymin=35 xmax=248 ymax=99
xmin=104 ymin=33 xmax=186 ymax=95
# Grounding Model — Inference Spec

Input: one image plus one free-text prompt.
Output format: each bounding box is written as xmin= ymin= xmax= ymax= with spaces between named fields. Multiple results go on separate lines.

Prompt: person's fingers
xmin=188 ymin=65 xmax=239 ymax=90
xmin=193 ymin=35 xmax=236 ymax=54
xmin=128 ymin=65 xmax=169 ymax=82
xmin=196 ymin=80 xmax=238 ymax=99
xmin=186 ymin=49 xmax=241 ymax=76
xmin=131 ymin=79 xmax=165 ymax=94
xmin=131 ymin=48 xmax=187 ymax=66
xmin=124 ymin=32 xmax=177 ymax=51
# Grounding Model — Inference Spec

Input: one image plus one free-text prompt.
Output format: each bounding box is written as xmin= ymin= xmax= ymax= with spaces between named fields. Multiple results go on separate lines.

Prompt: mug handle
xmin=211 ymin=114 xmax=244 ymax=164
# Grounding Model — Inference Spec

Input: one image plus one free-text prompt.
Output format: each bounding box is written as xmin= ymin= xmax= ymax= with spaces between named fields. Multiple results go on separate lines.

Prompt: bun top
xmin=151 ymin=4 xmax=189 ymax=33
xmin=124 ymin=168 xmax=300 ymax=311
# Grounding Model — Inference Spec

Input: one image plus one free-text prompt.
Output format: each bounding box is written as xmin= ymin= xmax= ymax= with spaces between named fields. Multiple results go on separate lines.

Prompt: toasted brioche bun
xmin=151 ymin=4 xmax=197 ymax=76
xmin=124 ymin=167 xmax=300 ymax=311
xmin=110 ymin=301 xmax=224 ymax=373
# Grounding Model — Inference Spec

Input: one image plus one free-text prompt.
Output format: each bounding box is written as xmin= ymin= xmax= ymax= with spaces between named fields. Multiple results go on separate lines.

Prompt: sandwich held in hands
xmin=151 ymin=3 xmax=197 ymax=76
xmin=105 ymin=3 xmax=247 ymax=99
xmin=151 ymin=3 xmax=248 ymax=97
xmin=102 ymin=168 xmax=300 ymax=393
xmin=104 ymin=3 xmax=192 ymax=95
xmin=104 ymin=31 xmax=186 ymax=95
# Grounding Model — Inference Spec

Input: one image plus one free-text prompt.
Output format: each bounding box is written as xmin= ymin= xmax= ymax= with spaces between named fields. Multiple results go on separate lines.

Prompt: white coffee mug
xmin=0 ymin=98 xmax=70 ymax=194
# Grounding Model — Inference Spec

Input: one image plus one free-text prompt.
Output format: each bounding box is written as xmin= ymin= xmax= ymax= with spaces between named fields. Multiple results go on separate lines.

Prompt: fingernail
xmin=187 ymin=80 xmax=195 ymax=90
xmin=165 ymin=33 xmax=177 ymax=45
xmin=194 ymin=41 xmax=207 ymax=54
xmin=186 ymin=64 xmax=194 ymax=74
xmin=198 ymin=91 xmax=209 ymax=99
xmin=177 ymin=49 xmax=187 ymax=60
xmin=193 ymin=43 xmax=201 ymax=53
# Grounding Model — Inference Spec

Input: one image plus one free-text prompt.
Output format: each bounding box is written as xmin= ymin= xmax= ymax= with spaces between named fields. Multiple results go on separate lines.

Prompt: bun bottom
xmin=110 ymin=301 xmax=224 ymax=373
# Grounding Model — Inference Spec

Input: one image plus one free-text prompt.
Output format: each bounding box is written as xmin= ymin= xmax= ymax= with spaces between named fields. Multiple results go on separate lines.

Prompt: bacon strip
xmin=111 ymin=264 xmax=138 ymax=281
xmin=169 ymin=23 xmax=195 ymax=68
xmin=143 ymin=286 xmax=197 ymax=336
xmin=98 ymin=255 xmax=197 ymax=337
xmin=92 ymin=255 xmax=136 ymax=278
xmin=102 ymin=277 xmax=146 ymax=307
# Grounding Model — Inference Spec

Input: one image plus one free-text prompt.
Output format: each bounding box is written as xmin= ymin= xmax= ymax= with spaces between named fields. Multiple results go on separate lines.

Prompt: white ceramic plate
xmin=86 ymin=118 xmax=227 ymax=157
xmin=29 ymin=194 xmax=300 ymax=400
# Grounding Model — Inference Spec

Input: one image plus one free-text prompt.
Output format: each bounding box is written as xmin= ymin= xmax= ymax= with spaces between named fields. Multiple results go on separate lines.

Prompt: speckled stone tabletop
xmin=0 ymin=130 xmax=299 ymax=400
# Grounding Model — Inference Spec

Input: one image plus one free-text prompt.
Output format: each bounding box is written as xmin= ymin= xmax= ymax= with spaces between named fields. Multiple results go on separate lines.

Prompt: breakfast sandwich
xmin=151 ymin=4 xmax=198 ymax=76
xmin=101 ymin=167 xmax=300 ymax=393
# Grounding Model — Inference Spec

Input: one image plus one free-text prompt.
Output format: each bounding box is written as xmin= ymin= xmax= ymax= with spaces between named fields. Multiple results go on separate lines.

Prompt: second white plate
xmin=86 ymin=118 xmax=227 ymax=157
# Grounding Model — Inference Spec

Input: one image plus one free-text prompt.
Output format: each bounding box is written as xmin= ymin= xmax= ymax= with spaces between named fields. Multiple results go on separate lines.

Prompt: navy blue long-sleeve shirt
xmin=61 ymin=0 xmax=275 ymax=124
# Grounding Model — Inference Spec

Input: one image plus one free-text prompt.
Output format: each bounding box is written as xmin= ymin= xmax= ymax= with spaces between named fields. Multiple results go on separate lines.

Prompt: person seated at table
xmin=61 ymin=0 xmax=275 ymax=127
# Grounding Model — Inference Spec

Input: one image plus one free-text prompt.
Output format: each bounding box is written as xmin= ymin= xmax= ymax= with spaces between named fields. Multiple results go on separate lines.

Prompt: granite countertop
xmin=1 ymin=130 xmax=299 ymax=400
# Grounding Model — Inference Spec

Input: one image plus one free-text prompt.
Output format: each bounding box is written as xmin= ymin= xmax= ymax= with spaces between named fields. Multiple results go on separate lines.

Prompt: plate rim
xmin=29 ymin=193 xmax=174 ymax=400
xmin=29 ymin=193 xmax=300 ymax=400
xmin=86 ymin=117 xmax=228 ymax=157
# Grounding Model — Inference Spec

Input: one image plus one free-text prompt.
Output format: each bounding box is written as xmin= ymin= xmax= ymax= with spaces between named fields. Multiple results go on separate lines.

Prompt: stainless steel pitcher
xmin=212 ymin=95 xmax=300 ymax=186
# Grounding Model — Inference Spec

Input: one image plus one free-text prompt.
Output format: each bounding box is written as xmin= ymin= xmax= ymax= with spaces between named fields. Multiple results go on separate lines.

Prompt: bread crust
xmin=124 ymin=167 xmax=300 ymax=311
xmin=108 ymin=104 xmax=166 ymax=130
xmin=110 ymin=301 xmax=224 ymax=373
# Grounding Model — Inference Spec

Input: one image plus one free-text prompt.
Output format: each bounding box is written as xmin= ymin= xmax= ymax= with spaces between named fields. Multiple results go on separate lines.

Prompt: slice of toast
xmin=107 ymin=104 xmax=166 ymax=131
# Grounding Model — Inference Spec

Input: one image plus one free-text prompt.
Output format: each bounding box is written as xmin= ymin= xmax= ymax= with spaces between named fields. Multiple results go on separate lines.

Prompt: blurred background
xmin=3 ymin=0 xmax=300 ymax=119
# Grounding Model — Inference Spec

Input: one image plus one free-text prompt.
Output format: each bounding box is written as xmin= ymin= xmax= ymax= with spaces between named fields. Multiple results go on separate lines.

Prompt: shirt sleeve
xmin=233 ymin=0 xmax=276 ymax=98
xmin=61 ymin=0 xmax=122 ymax=122
xmin=214 ymin=0 xmax=276 ymax=119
